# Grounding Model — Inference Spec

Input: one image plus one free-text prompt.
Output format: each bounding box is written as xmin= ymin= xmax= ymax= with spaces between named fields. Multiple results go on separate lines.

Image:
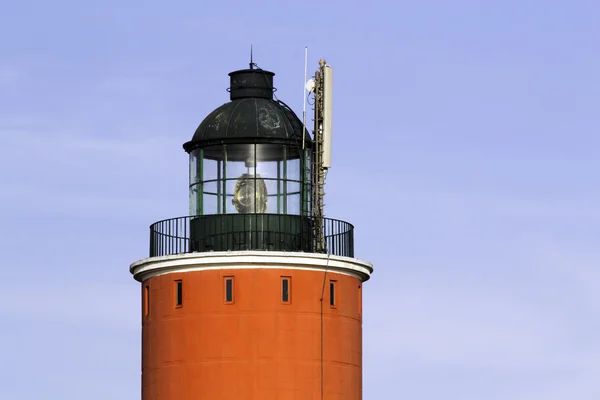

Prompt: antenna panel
xmin=322 ymin=65 xmax=333 ymax=168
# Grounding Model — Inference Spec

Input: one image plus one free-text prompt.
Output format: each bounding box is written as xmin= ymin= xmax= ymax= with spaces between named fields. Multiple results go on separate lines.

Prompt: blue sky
xmin=1 ymin=0 xmax=599 ymax=398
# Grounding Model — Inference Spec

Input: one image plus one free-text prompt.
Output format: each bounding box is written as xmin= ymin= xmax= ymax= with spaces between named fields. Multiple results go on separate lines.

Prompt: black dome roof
xmin=183 ymin=68 xmax=312 ymax=153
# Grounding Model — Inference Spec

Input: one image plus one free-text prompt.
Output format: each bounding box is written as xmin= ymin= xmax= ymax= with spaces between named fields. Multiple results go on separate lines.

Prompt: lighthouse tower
xmin=130 ymin=61 xmax=373 ymax=400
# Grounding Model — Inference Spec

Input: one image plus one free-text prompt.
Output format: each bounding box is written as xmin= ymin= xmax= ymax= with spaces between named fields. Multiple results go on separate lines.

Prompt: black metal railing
xmin=149 ymin=214 xmax=354 ymax=258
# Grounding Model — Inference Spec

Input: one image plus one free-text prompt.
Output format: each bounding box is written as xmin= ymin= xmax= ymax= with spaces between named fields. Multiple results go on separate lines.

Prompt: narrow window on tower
xmin=175 ymin=280 xmax=183 ymax=307
xmin=281 ymin=277 xmax=291 ymax=304
xmin=224 ymin=277 xmax=234 ymax=304
xmin=329 ymin=280 xmax=337 ymax=307
xmin=144 ymin=285 xmax=150 ymax=317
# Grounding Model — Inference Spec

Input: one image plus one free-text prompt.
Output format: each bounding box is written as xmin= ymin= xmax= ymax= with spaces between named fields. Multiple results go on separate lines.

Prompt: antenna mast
xmin=302 ymin=47 xmax=308 ymax=150
xmin=311 ymin=59 xmax=333 ymax=252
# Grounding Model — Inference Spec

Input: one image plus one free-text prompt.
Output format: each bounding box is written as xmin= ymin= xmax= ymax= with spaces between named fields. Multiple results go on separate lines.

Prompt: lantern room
xmin=182 ymin=67 xmax=315 ymax=253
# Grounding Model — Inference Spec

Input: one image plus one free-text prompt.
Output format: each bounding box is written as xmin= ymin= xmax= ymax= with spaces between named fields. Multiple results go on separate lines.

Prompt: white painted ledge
xmin=130 ymin=251 xmax=373 ymax=283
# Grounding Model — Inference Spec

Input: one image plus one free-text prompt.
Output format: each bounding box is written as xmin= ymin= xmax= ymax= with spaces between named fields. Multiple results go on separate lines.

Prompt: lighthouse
xmin=130 ymin=60 xmax=373 ymax=399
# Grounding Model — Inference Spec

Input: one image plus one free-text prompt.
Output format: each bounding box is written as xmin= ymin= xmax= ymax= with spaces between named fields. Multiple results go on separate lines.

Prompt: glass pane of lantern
xmin=201 ymin=146 xmax=223 ymax=181
xmin=202 ymin=180 xmax=219 ymax=215
xmin=286 ymin=182 xmax=301 ymax=215
xmin=225 ymin=192 xmax=236 ymax=214
xmin=203 ymin=159 xmax=219 ymax=183
xmin=189 ymin=184 xmax=202 ymax=216
xmin=286 ymin=158 xmax=301 ymax=182
xmin=263 ymin=178 xmax=279 ymax=214
xmin=203 ymin=193 xmax=218 ymax=216
xmin=224 ymin=144 xmax=255 ymax=173
xmin=255 ymin=144 xmax=279 ymax=177
xmin=287 ymin=195 xmax=300 ymax=215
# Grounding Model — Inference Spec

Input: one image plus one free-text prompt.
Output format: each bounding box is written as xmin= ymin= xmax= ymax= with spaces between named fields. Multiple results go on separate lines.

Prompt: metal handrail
xmin=149 ymin=214 xmax=354 ymax=258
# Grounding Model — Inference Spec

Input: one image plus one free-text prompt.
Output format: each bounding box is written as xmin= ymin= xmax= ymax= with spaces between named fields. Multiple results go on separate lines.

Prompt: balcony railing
xmin=149 ymin=214 xmax=354 ymax=258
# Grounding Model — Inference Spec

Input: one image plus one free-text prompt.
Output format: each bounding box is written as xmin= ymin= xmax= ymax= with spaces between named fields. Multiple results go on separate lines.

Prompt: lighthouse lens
xmin=232 ymin=173 xmax=268 ymax=213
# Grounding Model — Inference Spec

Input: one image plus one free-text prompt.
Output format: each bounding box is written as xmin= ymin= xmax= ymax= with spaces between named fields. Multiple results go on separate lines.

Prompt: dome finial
xmin=249 ymin=44 xmax=256 ymax=70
